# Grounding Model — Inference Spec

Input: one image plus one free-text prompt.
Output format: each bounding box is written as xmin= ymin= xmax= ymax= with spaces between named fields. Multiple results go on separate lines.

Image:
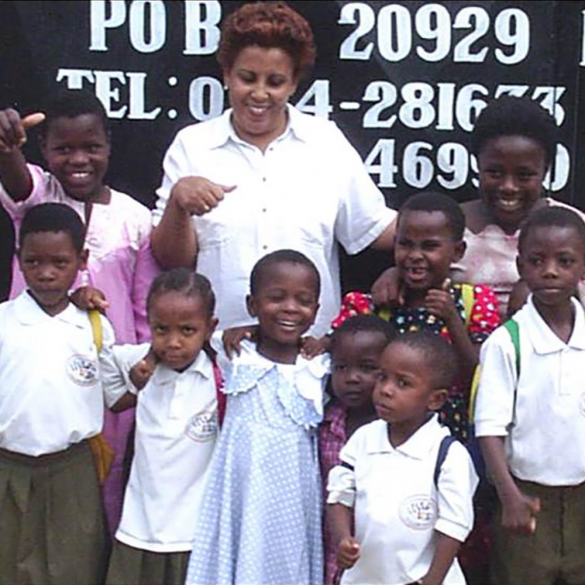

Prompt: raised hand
xmin=171 ymin=176 xmax=236 ymax=216
xmin=0 ymin=109 xmax=45 ymax=153
xmin=129 ymin=347 xmax=159 ymax=391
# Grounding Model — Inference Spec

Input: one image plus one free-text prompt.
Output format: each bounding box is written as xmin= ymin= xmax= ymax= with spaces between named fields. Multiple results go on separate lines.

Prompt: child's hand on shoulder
xmin=300 ymin=335 xmax=330 ymax=359
xmin=70 ymin=285 xmax=110 ymax=313
xmin=501 ymin=489 xmax=540 ymax=536
xmin=0 ymin=109 xmax=45 ymax=153
xmin=337 ymin=536 xmax=360 ymax=568
xmin=130 ymin=347 xmax=158 ymax=391
xmin=222 ymin=325 xmax=258 ymax=359
xmin=424 ymin=278 xmax=458 ymax=324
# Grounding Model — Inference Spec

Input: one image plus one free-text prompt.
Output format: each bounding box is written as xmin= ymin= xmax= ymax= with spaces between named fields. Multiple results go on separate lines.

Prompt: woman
xmin=151 ymin=1 xmax=395 ymax=337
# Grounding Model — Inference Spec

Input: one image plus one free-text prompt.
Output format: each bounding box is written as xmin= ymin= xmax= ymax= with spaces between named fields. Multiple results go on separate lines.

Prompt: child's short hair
xmin=147 ymin=268 xmax=216 ymax=319
xmin=40 ymin=89 xmax=110 ymax=138
xmin=398 ymin=191 xmax=465 ymax=241
xmin=250 ymin=249 xmax=320 ymax=296
xmin=330 ymin=314 xmax=395 ymax=353
xmin=471 ymin=95 xmax=556 ymax=168
xmin=19 ymin=202 xmax=85 ymax=253
xmin=389 ymin=331 xmax=459 ymax=390
xmin=518 ymin=206 xmax=585 ymax=254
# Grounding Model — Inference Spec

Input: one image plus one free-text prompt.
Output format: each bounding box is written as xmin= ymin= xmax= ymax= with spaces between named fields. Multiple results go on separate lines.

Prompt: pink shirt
xmin=1 ymin=164 xmax=159 ymax=343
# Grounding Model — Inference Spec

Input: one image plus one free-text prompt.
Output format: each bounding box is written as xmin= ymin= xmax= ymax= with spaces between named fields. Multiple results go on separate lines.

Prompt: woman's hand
xmin=171 ymin=176 xmax=236 ymax=216
xmin=69 ymin=286 xmax=110 ymax=313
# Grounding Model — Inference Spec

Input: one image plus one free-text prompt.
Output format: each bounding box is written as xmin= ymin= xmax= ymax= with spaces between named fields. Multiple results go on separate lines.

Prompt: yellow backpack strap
xmin=88 ymin=309 xmax=103 ymax=353
xmin=86 ymin=309 xmax=113 ymax=484
xmin=468 ymin=366 xmax=481 ymax=422
xmin=461 ymin=283 xmax=474 ymax=327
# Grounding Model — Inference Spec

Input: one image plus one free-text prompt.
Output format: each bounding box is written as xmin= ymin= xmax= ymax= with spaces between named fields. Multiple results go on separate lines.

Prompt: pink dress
xmin=0 ymin=163 xmax=160 ymax=536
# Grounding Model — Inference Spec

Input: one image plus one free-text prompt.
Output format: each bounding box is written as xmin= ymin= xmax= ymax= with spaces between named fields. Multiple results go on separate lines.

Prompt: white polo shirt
xmin=153 ymin=105 xmax=396 ymax=335
xmin=100 ymin=343 xmax=219 ymax=552
xmin=475 ymin=296 xmax=585 ymax=486
xmin=327 ymin=416 xmax=477 ymax=585
xmin=0 ymin=291 xmax=118 ymax=456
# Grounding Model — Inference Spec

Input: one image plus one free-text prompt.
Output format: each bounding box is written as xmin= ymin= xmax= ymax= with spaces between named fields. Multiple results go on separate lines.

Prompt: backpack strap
xmin=88 ymin=309 xmax=103 ymax=352
xmin=212 ymin=358 xmax=226 ymax=426
xmin=461 ymin=283 xmax=474 ymax=327
xmin=433 ymin=435 xmax=456 ymax=487
xmin=503 ymin=318 xmax=521 ymax=378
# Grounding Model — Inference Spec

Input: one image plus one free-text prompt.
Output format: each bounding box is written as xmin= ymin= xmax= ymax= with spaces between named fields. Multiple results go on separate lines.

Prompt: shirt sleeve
xmin=473 ymin=327 xmax=518 ymax=438
xmin=330 ymin=291 xmax=375 ymax=330
xmin=435 ymin=440 xmax=478 ymax=542
xmin=328 ymin=123 xmax=396 ymax=255
xmin=327 ymin=432 xmax=360 ymax=508
xmin=467 ymin=284 xmax=500 ymax=343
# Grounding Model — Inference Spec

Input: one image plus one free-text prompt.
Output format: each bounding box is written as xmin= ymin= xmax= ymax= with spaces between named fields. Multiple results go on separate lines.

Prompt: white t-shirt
xmin=153 ymin=105 xmax=396 ymax=335
xmin=475 ymin=295 xmax=585 ymax=486
xmin=327 ymin=416 xmax=477 ymax=585
xmin=0 ymin=291 xmax=119 ymax=456
xmin=100 ymin=344 xmax=219 ymax=551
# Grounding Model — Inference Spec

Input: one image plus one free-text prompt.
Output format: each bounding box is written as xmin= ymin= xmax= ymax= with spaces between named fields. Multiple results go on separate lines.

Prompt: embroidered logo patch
xmin=66 ymin=355 xmax=99 ymax=386
xmin=399 ymin=494 xmax=437 ymax=530
xmin=185 ymin=410 xmax=218 ymax=442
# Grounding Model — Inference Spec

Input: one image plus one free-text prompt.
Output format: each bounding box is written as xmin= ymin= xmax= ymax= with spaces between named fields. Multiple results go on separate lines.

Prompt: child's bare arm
xmin=416 ymin=532 xmax=461 ymax=585
xmin=480 ymin=436 xmax=539 ymax=535
xmin=0 ymin=109 xmax=44 ymax=201
xmin=327 ymin=503 xmax=360 ymax=569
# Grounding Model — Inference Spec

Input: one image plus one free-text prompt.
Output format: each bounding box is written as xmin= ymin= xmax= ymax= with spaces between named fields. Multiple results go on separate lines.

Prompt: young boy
xmin=327 ymin=331 xmax=478 ymax=585
xmin=320 ymin=314 xmax=395 ymax=584
xmin=474 ymin=206 xmax=585 ymax=585
xmin=0 ymin=202 xmax=123 ymax=584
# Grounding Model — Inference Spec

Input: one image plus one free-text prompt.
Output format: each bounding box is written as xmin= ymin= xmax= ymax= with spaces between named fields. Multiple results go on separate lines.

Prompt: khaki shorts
xmin=491 ymin=478 xmax=585 ymax=585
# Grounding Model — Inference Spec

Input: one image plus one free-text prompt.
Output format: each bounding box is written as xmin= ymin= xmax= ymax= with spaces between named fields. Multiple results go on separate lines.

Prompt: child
xmin=322 ymin=191 xmax=500 ymax=441
xmin=319 ymin=314 xmax=395 ymax=585
xmin=100 ymin=268 xmax=223 ymax=585
xmin=474 ymin=206 xmax=585 ymax=585
xmin=0 ymin=202 xmax=122 ymax=584
xmin=327 ymin=331 xmax=479 ymax=585
xmin=0 ymin=90 xmax=160 ymax=534
xmin=185 ymin=249 xmax=330 ymax=585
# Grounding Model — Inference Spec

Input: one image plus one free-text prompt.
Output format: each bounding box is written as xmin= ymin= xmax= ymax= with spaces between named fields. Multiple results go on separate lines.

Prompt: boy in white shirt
xmin=327 ymin=331 xmax=478 ymax=585
xmin=475 ymin=206 xmax=585 ymax=585
xmin=0 ymin=202 xmax=120 ymax=584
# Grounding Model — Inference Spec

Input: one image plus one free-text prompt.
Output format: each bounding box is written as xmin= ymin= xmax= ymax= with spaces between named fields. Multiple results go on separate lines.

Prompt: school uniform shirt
xmin=100 ymin=344 xmax=219 ymax=552
xmin=327 ymin=416 xmax=478 ymax=585
xmin=475 ymin=295 xmax=585 ymax=486
xmin=0 ymin=163 xmax=158 ymax=344
xmin=153 ymin=105 xmax=396 ymax=336
xmin=0 ymin=291 xmax=119 ymax=456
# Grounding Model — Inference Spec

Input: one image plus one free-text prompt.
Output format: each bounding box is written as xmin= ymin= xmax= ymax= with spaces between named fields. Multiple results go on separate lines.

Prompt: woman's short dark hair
xmin=217 ymin=1 xmax=316 ymax=80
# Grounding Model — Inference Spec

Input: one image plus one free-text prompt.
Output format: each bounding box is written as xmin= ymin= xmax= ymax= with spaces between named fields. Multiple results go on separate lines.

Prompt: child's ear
xmin=206 ymin=317 xmax=219 ymax=341
xmin=453 ymin=239 xmax=466 ymax=263
xmin=246 ymin=294 xmax=257 ymax=318
xmin=428 ymin=388 xmax=448 ymax=412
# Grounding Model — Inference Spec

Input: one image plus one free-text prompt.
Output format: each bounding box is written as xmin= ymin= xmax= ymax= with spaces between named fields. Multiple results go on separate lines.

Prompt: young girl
xmin=0 ymin=90 xmax=160 ymax=533
xmin=327 ymin=332 xmax=478 ymax=585
xmin=185 ymin=249 xmax=330 ymax=585
xmin=319 ymin=314 xmax=395 ymax=585
xmin=321 ymin=191 xmax=500 ymax=441
xmin=100 ymin=268 xmax=223 ymax=585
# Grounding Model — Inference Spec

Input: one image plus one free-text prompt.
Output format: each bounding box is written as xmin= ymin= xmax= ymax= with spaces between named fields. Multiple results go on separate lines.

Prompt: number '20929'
xmin=339 ymin=2 xmax=530 ymax=65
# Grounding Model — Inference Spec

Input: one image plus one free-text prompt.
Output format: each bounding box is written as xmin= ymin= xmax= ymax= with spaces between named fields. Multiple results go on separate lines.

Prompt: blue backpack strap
xmin=434 ymin=435 xmax=456 ymax=487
